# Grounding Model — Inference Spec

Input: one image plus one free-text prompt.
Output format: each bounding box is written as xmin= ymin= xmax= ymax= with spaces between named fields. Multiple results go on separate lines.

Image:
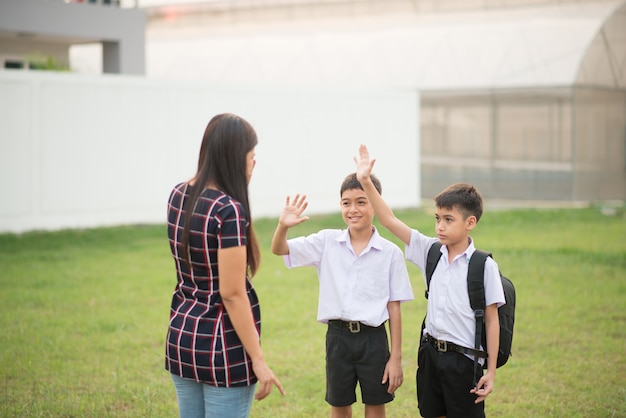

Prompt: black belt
xmin=426 ymin=334 xmax=487 ymax=358
xmin=328 ymin=320 xmax=384 ymax=334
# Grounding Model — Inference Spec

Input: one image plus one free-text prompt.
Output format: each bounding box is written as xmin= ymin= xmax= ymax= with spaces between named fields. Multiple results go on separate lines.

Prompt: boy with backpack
xmin=355 ymin=145 xmax=506 ymax=418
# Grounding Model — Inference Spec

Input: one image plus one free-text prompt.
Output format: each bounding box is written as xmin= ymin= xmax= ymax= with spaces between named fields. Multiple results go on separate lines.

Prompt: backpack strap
xmin=420 ymin=242 xmax=443 ymax=346
xmin=468 ymin=249 xmax=491 ymax=386
xmin=424 ymin=242 xmax=443 ymax=299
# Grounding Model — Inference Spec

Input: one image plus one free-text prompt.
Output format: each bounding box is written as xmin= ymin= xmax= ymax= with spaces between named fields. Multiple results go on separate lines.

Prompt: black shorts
xmin=417 ymin=336 xmax=485 ymax=418
xmin=325 ymin=321 xmax=394 ymax=407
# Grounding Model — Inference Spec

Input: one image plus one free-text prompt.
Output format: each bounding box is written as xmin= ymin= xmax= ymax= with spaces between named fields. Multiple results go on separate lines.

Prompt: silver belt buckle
xmin=348 ymin=321 xmax=361 ymax=333
xmin=436 ymin=339 xmax=447 ymax=352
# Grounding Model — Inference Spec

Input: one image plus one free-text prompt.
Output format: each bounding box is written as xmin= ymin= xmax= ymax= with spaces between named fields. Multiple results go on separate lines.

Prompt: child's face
xmin=340 ymin=188 xmax=375 ymax=231
xmin=434 ymin=205 xmax=476 ymax=247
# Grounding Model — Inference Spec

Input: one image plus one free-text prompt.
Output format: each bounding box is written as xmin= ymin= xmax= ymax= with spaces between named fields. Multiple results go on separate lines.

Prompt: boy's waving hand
xmin=278 ymin=194 xmax=309 ymax=228
xmin=271 ymin=194 xmax=309 ymax=255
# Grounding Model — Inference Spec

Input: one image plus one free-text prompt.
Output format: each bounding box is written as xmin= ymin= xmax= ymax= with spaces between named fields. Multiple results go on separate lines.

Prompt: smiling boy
xmin=271 ymin=173 xmax=414 ymax=418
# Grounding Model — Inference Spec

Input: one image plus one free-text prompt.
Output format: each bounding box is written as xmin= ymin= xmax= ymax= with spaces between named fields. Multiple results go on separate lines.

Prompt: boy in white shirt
xmin=271 ymin=173 xmax=414 ymax=418
xmin=354 ymin=145 xmax=505 ymax=418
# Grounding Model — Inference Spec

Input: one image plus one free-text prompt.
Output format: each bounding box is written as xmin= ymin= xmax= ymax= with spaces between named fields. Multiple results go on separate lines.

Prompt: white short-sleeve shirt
xmin=405 ymin=229 xmax=505 ymax=354
xmin=284 ymin=227 xmax=414 ymax=327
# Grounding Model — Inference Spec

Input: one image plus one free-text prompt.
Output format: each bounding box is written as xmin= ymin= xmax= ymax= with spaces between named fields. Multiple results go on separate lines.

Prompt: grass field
xmin=0 ymin=206 xmax=625 ymax=417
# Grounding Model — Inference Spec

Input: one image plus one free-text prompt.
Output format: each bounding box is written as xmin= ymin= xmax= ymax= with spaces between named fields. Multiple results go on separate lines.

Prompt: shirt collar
xmin=442 ymin=236 xmax=476 ymax=262
xmin=336 ymin=226 xmax=382 ymax=251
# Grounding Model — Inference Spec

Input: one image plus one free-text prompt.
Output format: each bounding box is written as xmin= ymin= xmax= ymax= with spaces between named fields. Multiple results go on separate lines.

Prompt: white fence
xmin=0 ymin=71 xmax=419 ymax=233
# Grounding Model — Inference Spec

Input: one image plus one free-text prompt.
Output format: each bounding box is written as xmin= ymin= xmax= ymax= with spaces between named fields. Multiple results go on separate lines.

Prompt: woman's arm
xmin=219 ymin=246 xmax=285 ymax=400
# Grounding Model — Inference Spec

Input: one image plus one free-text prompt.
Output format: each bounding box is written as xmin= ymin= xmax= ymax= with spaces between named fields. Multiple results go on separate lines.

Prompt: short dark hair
xmin=434 ymin=183 xmax=483 ymax=222
xmin=340 ymin=172 xmax=382 ymax=196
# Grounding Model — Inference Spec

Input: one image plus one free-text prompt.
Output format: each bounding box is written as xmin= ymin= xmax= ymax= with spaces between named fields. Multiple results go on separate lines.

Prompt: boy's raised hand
xmin=279 ymin=194 xmax=310 ymax=227
xmin=354 ymin=144 xmax=376 ymax=182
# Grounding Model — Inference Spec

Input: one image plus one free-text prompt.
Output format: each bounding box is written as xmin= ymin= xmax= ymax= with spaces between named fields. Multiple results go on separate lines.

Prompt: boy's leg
xmin=438 ymin=350 xmax=485 ymax=418
xmin=417 ymin=341 xmax=445 ymax=417
xmin=355 ymin=326 xmax=394 ymax=406
xmin=417 ymin=341 xmax=485 ymax=418
xmin=364 ymin=403 xmax=386 ymax=418
xmin=331 ymin=405 xmax=353 ymax=418
xmin=325 ymin=326 xmax=358 ymax=407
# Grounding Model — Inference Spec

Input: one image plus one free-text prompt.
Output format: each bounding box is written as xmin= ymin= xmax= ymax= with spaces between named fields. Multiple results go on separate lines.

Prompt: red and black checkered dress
xmin=165 ymin=183 xmax=260 ymax=387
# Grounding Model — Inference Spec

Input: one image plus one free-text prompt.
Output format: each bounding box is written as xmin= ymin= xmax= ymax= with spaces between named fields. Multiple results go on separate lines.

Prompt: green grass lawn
xmin=0 ymin=207 xmax=625 ymax=417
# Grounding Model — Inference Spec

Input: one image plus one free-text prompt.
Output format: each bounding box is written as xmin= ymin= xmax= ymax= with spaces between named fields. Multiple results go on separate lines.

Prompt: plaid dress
xmin=165 ymin=183 xmax=260 ymax=387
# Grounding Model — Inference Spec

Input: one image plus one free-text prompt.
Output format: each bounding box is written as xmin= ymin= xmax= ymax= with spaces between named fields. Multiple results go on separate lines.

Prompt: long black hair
xmin=181 ymin=113 xmax=260 ymax=276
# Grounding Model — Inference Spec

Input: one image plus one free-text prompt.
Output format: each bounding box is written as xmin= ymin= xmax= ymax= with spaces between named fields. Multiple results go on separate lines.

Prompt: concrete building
xmin=0 ymin=0 xmax=145 ymax=75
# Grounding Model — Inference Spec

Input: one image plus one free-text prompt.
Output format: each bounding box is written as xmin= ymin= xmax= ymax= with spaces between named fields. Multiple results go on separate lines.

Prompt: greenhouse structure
xmin=144 ymin=0 xmax=626 ymax=203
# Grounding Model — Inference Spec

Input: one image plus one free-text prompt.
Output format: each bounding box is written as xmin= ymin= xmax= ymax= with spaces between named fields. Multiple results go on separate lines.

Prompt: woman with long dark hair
xmin=165 ymin=113 xmax=284 ymax=418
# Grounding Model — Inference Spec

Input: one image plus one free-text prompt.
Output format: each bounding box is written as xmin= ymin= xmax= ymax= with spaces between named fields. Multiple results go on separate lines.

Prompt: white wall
xmin=0 ymin=71 xmax=419 ymax=233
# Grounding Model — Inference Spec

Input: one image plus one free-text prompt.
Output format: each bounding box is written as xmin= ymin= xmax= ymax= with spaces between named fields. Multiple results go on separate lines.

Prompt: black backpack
xmin=424 ymin=242 xmax=516 ymax=379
